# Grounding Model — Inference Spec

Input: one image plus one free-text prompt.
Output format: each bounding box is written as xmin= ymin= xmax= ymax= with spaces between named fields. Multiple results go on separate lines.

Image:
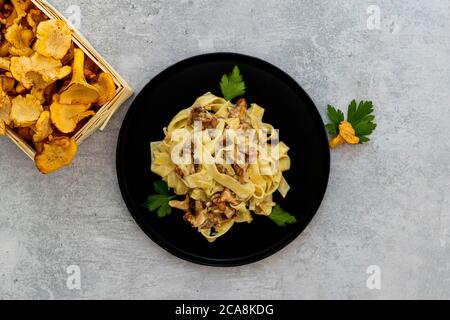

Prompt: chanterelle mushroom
xmin=50 ymin=95 xmax=95 ymax=134
xmin=34 ymin=136 xmax=78 ymax=174
xmin=93 ymin=72 xmax=116 ymax=106
xmin=5 ymin=23 xmax=34 ymax=57
xmin=59 ymin=48 xmax=99 ymax=105
xmin=169 ymin=195 xmax=191 ymax=211
xmin=0 ymin=90 xmax=12 ymax=126
xmin=10 ymin=52 xmax=72 ymax=89
xmin=32 ymin=110 xmax=52 ymax=143
xmin=34 ymin=19 xmax=72 ymax=60
xmin=10 ymin=94 xmax=43 ymax=127
xmin=329 ymin=121 xmax=360 ymax=148
xmin=0 ymin=119 xmax=5 ymax=136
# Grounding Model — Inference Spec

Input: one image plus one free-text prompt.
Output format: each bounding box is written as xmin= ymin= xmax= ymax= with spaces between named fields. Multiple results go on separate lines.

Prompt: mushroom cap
xmin=93 ymin=72 xmax=116 ymax=106
xmin=10 ymin=53 xmax=71 ymax=89
xmin=0 ymin=91 xmax=12 ymax=126
xmin=5 ymin=24 xmax=34 ymax=57
xmin=59 ymin=48 xmax=99 ymax=105
xmin=0 ymin=119 xmax=5 ymax=136
xmin=10 ymin=94 xmax=43 ymax=127
xmin=35 ymin=20 xmax=72 ymax=60
xmin=34 ymin=136 xmax=78 ymax=174
xmin=338 ymin=121 xmax=359 ymax=144
xmin=27 ymin=9 xmax=48 ymax=32
xmin=32 ymin=110 xmax=52 ymax=143
xmin=50 ymin=96 xmax=94 ymax=134
xmin=0 ymin=57 xmax=11 ymax=71
xmin=59 ymin=82 xmax=99 ymax=105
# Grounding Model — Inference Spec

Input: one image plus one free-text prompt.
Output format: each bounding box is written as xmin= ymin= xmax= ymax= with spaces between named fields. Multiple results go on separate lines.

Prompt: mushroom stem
xmin=329 ymin=135 xmax=344 ymax=148
xmin=72 ymin=48 xmax=86 ymax=83
xmin=59 ymin=49 xmax=99 ymax=105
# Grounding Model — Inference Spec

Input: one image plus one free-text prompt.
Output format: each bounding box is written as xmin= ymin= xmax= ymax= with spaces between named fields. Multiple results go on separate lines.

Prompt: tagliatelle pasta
xmin=151 ymin=92 xmax=291 ymax=242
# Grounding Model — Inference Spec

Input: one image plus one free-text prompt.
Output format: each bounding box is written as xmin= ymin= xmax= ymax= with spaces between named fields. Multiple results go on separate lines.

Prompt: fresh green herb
xmin=326 ymin=100 xmax=377 ymax=143
xmin=145 ymin=180 xmax=175 ymax=218
xmin=325 ymin=105 xmax=345 ymax=136
xmin=220 ymin=66 xmax=246 ymax=101
xmin=268 ymin=205 xmax=297 ymax=227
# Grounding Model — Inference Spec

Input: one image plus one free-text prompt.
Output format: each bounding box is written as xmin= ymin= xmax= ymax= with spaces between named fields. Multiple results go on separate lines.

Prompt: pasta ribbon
xmin=150 ymin=93 xmax=292 ymax=241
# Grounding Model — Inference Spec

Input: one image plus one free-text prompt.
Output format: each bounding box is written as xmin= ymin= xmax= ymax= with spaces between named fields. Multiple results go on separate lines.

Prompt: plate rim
xmin=116 ymin=52 xmax=330 ymax=267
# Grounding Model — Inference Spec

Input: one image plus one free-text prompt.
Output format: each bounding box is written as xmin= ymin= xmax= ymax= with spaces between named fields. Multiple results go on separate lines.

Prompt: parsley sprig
xmin=268 ymin=205 xmax=297 ymax=227
xmin=145 ymin=180 xmax=175 ymax=217
xmin=326 ymin=100 xmax=377 ymax=143
xmin=220 ymin=66 xmax=246 ymax=101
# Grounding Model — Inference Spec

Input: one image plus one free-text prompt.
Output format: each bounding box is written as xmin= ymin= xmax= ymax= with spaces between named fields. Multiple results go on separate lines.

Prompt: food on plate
xmin=34 ymin=136 xmax=77 ymax=174
xmin=146 ymin=67 xmax=297 ymax=242
xmin=146 ymin=66 xmax=298 ymax=242
xmin=0 ymin=2 xmax=118 ymax=173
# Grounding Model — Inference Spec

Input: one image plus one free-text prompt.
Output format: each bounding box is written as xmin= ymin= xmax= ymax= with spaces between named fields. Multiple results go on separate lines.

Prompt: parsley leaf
xmin=153 ymin=180 xmax=171 ymax=196
xmin=347 ymin=100 xmax=375 ymax=126
xmin=326 ymin=100 xmax=377 ymax=144
xmin=348 ymin=100 xmax=377 ymax=142
xmin=220 ymin=66 xmax=246 ymax=101
xmin=145 ymin=181 xmax=175 ymax=218
xmin=326 ymin=105 xmax=345 ymax=135
xmin=268 ymin=205 xmax=297 ymax=227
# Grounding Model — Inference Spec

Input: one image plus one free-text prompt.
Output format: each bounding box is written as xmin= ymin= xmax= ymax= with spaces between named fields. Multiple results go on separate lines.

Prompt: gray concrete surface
xmin=1 ymin=0 xmax=450 ymax=300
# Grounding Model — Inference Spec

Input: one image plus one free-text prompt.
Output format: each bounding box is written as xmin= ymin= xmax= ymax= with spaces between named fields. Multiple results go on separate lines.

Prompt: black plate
xmin=116 ymin=53 xmax=330 ymax=267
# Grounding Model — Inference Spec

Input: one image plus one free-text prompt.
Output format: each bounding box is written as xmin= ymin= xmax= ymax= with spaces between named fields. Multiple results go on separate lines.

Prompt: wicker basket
xmin=5 ymin=0 xmax=134 ymax=160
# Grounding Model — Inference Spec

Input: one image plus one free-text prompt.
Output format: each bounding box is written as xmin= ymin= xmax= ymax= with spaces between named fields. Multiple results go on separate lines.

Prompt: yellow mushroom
xmin=59 ymin=48 xmax=99 ymax=105
xmin=2 ymin=0 xmax=32 ymax=27
xmin=26 ymin=9 xmax=48 ymax=33
xmin=35 ymin=136 xmax=78 ymax=174
xmin=0 ymin=75 xmax=16 ymax=94
xmin=10 ymin=94 xmax=43 ymax=127
xmin=0 ymin=91 xmax=12 ymax=126
xmin=329 ymin=121 xmax=360 ymax=148
xmin=93 ymin=72 xmax=116 ymax=106
xmin=50 ymin=95 xmax=95 ymax=134
xmin=0 ymin=119 xmax=5 ymax=136
xmin=0 ymin=42 xmax=12 ymax=57
xmin=34 ymin=19 xmax=72 ymax=60
xmin=10 ymin=53 xmax=72 ymax=89
xmin=5 ymin=24 xmax=34 ymax=57
xmin=0 ymin=57 xmax=10 ymax=71
xmin=32 ymin=110 xmax=52 ymax=143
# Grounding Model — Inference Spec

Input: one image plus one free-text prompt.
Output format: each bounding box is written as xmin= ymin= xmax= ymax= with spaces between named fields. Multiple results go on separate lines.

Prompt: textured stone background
xmin=1 ymin=0 xmax=450 ymax=299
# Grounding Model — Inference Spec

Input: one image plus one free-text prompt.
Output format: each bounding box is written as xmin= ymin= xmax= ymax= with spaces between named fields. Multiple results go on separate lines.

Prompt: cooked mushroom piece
xmin=220 ymin=188 xmax=240 ymax=206
xmin=169 ymin=195 xmax=191 ymax=211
